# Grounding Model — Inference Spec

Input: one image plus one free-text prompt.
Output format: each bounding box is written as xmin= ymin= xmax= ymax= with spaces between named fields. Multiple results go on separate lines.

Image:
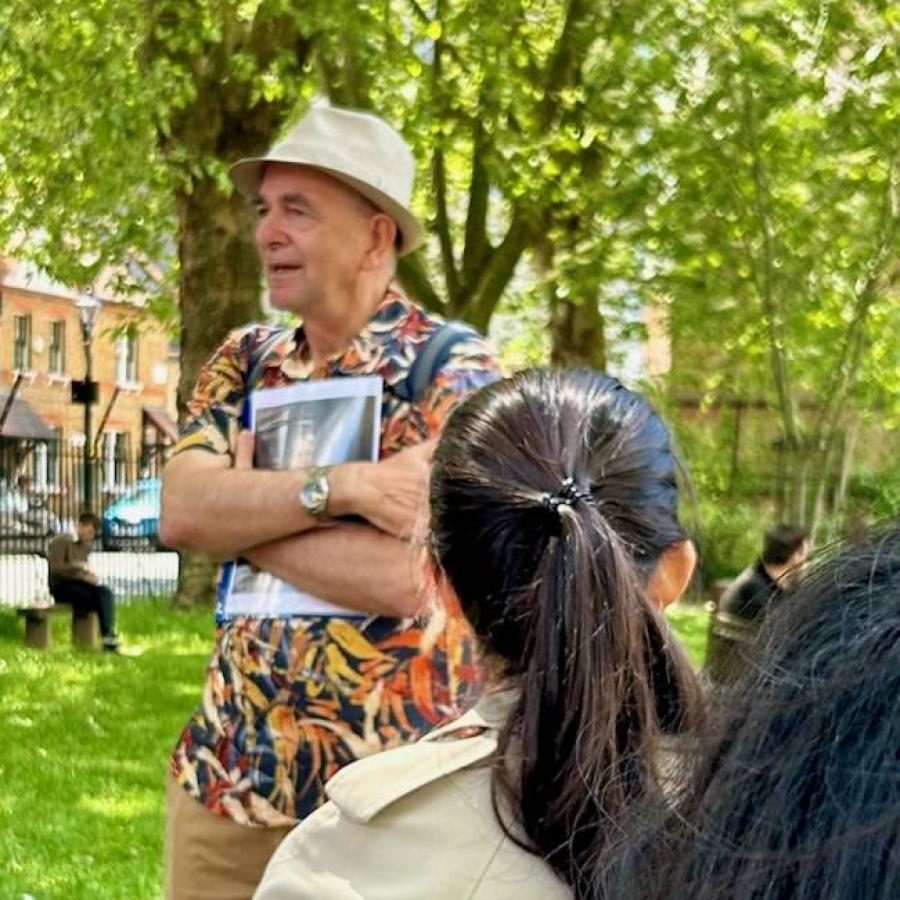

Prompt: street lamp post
xmin=75 ymin=292 xmax=101 ymax=511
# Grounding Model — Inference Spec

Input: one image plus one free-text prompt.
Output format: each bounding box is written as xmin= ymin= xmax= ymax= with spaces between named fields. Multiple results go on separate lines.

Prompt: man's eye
xmin=255 ymin=206 xmax=268 ymax=218
xmin=288 ymin=206 xmax=308 ymax=216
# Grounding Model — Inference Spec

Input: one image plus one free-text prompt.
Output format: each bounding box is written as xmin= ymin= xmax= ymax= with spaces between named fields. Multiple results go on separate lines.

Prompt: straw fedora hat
xmin=230 ymin=106 xmax=424 ymax=255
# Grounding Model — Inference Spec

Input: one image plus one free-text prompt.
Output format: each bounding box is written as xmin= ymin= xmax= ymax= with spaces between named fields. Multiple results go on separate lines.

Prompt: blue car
xmin=101 ymin=478 xmax=161 ymax=551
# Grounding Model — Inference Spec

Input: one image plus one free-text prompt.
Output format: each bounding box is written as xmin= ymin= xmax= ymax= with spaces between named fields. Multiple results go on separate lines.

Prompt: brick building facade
xmin=0 ymin=258 xmax=178 ymax=505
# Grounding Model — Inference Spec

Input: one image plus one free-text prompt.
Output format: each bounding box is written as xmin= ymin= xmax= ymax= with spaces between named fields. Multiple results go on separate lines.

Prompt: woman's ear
xmin=419 ymin=543 xmax=466 ymax=618
xmin=648 ymin=540 xmax=697 ymax=609
xmin=416 ymin=543 xmax=436 ymax=601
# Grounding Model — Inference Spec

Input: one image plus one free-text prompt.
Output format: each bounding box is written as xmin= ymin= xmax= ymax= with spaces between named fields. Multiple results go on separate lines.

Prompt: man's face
xmin=783 ymin=539 xmax=811 ymax=586
xmin=791 ymin=539 xmax=811 ymax=571
xmin=253 ymin=164 xmax=378 ymax=316
xmin=77 ymin=522 xmax=97 ymax=544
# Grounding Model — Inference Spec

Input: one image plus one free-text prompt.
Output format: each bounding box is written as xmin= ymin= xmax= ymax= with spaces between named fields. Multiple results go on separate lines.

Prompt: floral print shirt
xmin=170 ymin=288 xmax=501 ymax=826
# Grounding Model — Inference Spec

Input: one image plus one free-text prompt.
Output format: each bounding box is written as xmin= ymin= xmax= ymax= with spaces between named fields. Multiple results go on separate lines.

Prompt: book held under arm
xmin=216 ymin=376 xmax=382 ymax=620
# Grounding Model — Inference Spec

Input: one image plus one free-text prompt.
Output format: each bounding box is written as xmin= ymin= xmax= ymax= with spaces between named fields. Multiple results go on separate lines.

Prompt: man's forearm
xmin=160 ymin=453 xmax=371 ymax=558
xmin=244 ymin=523 xmax=423 ymax=618
xmin=161 ymin=463 xmax=312 ymax=557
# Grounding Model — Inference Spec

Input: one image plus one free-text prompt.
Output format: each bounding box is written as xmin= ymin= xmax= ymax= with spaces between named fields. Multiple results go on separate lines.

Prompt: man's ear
xmin=647 ymin=540 xmax=697 ymax=609
xmin=361 ymin=213 xmax=398 ymax=271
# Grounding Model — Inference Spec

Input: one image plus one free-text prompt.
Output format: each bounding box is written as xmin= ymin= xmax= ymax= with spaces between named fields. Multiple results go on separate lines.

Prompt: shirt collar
xmin=280 ymin=284 xmax=423 ymax=383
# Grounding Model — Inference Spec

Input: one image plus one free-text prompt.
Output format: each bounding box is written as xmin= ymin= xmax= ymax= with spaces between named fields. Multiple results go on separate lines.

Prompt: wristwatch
xmin=299 ymin=466 xmax=331 ymax=522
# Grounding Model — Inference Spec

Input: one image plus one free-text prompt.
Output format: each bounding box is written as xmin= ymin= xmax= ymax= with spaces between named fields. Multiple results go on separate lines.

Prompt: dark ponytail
xmin=429 ymin=370 xmax=699 ymax=897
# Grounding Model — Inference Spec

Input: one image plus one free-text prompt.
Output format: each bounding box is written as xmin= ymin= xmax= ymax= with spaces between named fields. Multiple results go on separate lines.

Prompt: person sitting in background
xmin=595 ymin=524 xmax=900 ymax=900
xmin=254 ymin=369 xmax=701 ymax=900
xmin=47 ymin=511 xmax=120 ymax=652
xmin=706 ymin=523 xmax=810 ymax=680
xmin=721 ymin=523 xmax=810 ymax=623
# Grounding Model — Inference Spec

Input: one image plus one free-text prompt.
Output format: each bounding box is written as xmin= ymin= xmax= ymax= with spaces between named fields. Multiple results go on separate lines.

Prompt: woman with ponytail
xmin=255 ymin=370 xmax=701 ymax=900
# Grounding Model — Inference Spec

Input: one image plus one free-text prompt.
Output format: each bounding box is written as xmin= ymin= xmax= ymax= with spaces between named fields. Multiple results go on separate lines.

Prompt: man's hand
xmin=81 ymin=569 xmax=100 ymax=585
xmin=331 ymin=439 xmax=436 ymax=540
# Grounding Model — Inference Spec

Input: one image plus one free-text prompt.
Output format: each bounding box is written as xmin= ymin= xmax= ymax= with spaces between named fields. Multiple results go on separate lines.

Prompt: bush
xmin=693 ymin=498 xmax=763 ymax=582
xmin=847 ymin=465 xmax=900 ymax=520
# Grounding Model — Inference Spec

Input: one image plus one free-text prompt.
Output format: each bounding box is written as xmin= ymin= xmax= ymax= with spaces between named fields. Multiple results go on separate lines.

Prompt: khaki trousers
xmin=165 ymin=775 xmax=294 ymax=900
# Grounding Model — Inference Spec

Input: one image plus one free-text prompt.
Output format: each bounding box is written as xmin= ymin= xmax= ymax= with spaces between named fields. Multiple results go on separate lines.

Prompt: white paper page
xmin=218 ymin=376 xmax=382 ymax=619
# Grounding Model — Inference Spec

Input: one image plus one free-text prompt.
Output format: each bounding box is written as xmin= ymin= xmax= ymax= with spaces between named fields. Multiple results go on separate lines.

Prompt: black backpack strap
xmin=392 ymin=320 xmax=482 ymax=404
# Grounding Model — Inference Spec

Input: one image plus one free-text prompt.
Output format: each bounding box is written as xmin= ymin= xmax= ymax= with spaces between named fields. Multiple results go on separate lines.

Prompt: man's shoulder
xmin=720 ymin=562 xmax=772 ymax=614
xmin=369 ymin=290 xmax=498 ymax=407
xmin=374 ymin=289 xmax=488 ymax=349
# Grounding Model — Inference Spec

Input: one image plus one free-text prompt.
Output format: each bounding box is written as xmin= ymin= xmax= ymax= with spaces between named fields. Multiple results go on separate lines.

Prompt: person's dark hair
xmin=429 ymin=369 xmax=700 ymax=897
xmin=762 ymin=523 xmax=809 ymax=565
xmin=597 ymin=525 xmax=900 ymax=900
xmin=78 ymin=511 xmax=101 ymax=529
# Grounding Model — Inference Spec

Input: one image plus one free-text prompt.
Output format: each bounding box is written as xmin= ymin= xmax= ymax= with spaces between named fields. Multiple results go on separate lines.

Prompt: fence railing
xmin=0 ymin=551 xmax=180 ymax=607
xmin=0 ymin=440 xmax=178 ymax=605
xmin=0 ymin=442 xmax=166 ymax=551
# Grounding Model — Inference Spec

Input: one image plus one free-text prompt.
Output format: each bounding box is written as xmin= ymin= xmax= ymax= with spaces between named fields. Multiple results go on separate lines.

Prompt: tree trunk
xmin=832 ymin=418 xmax=858 ymax=520
xmin=175 ymin=177 xmax=262 ymax=410
xmin=173 ymin=548 xmax=224 ymax=611
xmin=172 ymin=177 xmax=263 ymax=607
xmin=550 ymin=294 xmax=606 ymax=369
xmin=143 ymin=15 xmax=311 ymax=607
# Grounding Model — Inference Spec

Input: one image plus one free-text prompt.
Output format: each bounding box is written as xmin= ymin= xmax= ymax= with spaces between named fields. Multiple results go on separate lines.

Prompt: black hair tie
xmin=542 ymin=477 xmax=593 ymax=514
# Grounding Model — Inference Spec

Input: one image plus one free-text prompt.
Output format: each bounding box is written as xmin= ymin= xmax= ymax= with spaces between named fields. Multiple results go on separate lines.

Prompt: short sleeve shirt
xmin=169 ymin=287 xmax=501 ymax=827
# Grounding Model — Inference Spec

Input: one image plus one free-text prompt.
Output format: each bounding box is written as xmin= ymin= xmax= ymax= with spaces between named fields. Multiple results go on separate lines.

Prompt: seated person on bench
xmin=47 ymin=512 xmax=120 ymax=653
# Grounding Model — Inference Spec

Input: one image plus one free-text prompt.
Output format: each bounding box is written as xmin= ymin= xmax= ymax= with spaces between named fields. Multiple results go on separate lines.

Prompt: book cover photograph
xmin=216 ymin=376 xmax=382 ymax=620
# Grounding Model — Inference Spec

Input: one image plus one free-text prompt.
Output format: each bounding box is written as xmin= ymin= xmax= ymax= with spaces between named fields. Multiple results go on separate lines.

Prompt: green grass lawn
xmin=0 ymin=600 xmax=211 ymax=900
xmin=0 ymin=598 xmax=709 ymax=899
xmin=666 ymin=601 xmax=710 ymax=668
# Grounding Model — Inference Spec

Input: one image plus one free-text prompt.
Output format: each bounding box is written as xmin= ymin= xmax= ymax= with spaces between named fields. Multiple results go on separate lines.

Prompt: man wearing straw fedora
xmin=160 ymin=106 xmax=499 ymax=898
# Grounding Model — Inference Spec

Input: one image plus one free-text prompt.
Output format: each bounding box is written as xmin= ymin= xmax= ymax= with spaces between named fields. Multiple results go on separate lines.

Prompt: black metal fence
xmin=0 ymin=438 xmax=179 ymax=605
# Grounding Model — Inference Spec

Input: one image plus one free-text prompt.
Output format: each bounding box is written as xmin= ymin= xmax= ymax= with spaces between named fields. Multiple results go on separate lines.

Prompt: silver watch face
xmin=300 ymin=471 xmax=329 ymax=517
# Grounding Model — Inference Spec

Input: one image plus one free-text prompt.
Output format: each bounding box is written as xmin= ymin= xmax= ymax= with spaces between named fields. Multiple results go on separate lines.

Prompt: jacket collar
xmin=325 ymin=688 xmax=518 ymax=824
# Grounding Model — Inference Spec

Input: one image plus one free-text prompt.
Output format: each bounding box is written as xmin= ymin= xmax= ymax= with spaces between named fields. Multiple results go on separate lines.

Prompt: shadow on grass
xmin=0 ymin=598 xmax=214 ymax=900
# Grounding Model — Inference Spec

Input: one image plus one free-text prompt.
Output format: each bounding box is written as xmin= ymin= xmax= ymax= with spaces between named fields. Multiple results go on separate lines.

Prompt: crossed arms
xmin=159 ymin=432 xmax=435 ymax=617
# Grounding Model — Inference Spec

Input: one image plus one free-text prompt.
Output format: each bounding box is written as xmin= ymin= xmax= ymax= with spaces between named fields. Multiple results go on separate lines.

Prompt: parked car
xmin=0 ymin=482 xmax=61 ymax=551
xmin=101 ymin=478 xmax=161 ymax=551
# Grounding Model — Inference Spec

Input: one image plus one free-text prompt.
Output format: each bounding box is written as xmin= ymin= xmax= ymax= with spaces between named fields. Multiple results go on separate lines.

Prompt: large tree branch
xmin=740 ymin=78 xmax=801 ymax=449
xmin=404 ymin=0 xmax=469 ymax=72
xmin=539 ymin=0 xmax=594 ymax=123
xmin=397 ymin=252 xmax=443 ymax=312
xmin=429 ymin=7 xmax=461 ymax=305
xmin=432 ymin=145 xmax=461 ymax=303
xmin=463 ymin=207 xmax=535 ymax=328
xmin=316 ymin=40 xmax=373 ymax=109
xmin=460 ymin=119 xmax=490 ymax=289
xmin=812 ymin=156 xmax=899 ymax=445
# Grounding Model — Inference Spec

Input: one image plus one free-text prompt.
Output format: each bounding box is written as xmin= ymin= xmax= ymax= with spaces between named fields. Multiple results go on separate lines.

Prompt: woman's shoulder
xmin=256 ymin=695 xmax=571 ymax=899
xmin=324 ymin=704 xmax=499 ymax=824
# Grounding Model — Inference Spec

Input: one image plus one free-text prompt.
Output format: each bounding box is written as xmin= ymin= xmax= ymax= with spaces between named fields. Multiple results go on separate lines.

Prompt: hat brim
xmin=230 ymin=157 xmax=424 ymax=256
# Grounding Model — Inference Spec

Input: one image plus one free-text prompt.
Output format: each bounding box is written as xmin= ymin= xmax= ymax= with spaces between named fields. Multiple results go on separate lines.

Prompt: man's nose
xmin=255 ymin=211 xmax=286 ymax=249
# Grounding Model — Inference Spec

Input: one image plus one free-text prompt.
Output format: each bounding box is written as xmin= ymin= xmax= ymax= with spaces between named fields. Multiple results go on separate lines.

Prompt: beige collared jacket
xmin=254 ymin=691 xmax=571 ymax=899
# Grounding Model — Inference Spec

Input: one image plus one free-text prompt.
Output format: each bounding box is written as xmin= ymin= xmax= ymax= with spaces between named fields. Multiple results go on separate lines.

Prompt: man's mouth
xmin=269 ymin=263 xmax=301 ymax=274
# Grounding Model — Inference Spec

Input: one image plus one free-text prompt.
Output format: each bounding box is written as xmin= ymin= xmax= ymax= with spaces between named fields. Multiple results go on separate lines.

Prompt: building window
xmin=116 ymin=334 xmax=139 ymax=385
xmin=102 ymin=430 xmax=130 ymax=491
xmin=48 ymin=321 xmax=66 ymax=375
xmin=33 ymin=432 xmax=62 ymax=490
xmin=13 ymin=314 xmax=32 ymax=370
